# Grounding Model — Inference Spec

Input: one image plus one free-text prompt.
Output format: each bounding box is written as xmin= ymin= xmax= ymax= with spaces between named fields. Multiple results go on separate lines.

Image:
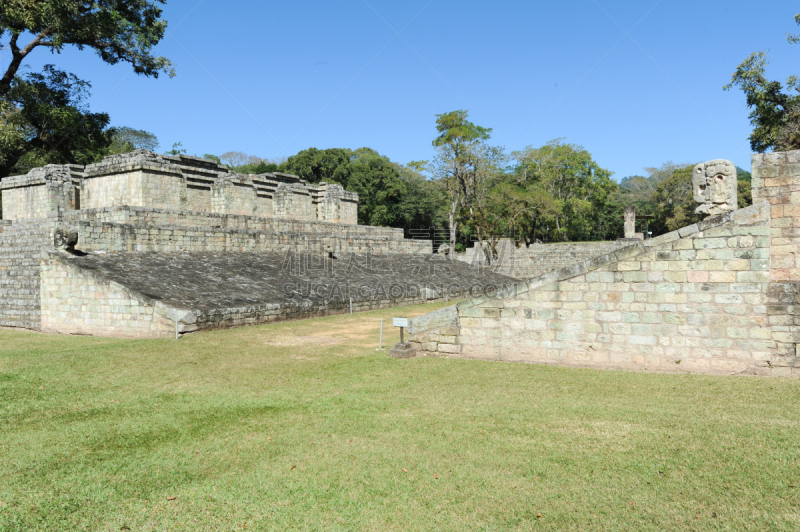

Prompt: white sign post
xmin=393 ymin=317 xmax=409 ymax=344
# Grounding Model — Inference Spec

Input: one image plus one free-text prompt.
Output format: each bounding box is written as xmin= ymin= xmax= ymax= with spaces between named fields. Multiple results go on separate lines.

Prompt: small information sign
xmin=393 ymin=317 xmax=409 ymax=328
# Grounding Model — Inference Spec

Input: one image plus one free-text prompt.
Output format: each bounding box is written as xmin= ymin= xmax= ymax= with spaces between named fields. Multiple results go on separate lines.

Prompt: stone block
xmin=389 ymin=343 xmax=416 ymax=358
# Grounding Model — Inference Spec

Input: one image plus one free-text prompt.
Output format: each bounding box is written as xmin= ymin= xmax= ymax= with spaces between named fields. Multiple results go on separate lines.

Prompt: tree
xmin=166 ymin=141 xmax=185 ymax=155
xmin=280 ymin=148 xmax=353 ymax=185
xmin=219 ymin=151 xmax=249 ymax=168
xmin=0 ymin=65 xmax=111 ymax=177
xmin=456 ymin=142 xmax=508 ymax=263
xmin=724 ymin=12 xmax=800 ymax=152
xmin=108 ymin=126 xmax=159 ymax=154
xmin=430 ymin=110 xmax=492 ymax=257
xmin=0 ymin=0 xmax=174 ymax=98
xmin=511 ymin=140 xmax=617 ymax=242
xmin=649 ymin=164 xmax=700 ymax=234
xmin=280 ymin=147 xmax=408 ymax=227
xmin=393 ymin=161 xmax=448 ymax=236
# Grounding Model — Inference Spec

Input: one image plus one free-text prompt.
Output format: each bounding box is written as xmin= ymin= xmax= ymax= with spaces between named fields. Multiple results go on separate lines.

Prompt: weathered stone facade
xmin=0 ymin=151 xmax=358 ymax=224
xmin=407 ymin=151 xmax=800 ymax=377
xmin=458 ymin=238 xmax=628 ymax=279
xmin=0 ymin=151 xmax=523 ymax=337
xmin=39 ymin=252 xmax=515 ymax=338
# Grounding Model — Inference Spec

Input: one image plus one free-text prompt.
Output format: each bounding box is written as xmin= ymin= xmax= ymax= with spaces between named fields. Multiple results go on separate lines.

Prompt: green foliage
xmin=281 ymin=147 xmax=408 ymax=227
xmin=108 ymin=126 xmax=159 ymax=154
xmin=202 ymin=153 xmax=222 ymax=165
xmin=346 ymin=148 xmax=407 ymax=227
xmin=239 ymin=160 xmax=280 ymax=174
xmin=432 ymin=109 xmax=491 ymax=149
xmin=394 ymin=162 xmax=448 ymax=232
xmin=280 ymin=147 xmax=353 ymax=184
xmin=1 ymin=65 xmax=111 ymax=177
xmin=724 ymin=12 xmax=800 ymax=152
xmin=737 ymin=168 xmax=753 ymax=210
xmin=509 ymin=140 xmax=620 ymax=242
xmin=166 ymin=141 xmax=186 ymax=156
xmin=1 ymin=0 xmax=174 ymax=97
xmin=649 ymin=165 xmax=700 ymax=234
xmin=724 ymin=51 xmax=800 ymax=152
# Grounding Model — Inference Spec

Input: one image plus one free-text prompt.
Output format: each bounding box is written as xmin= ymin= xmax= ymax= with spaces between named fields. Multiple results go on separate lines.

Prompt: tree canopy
xmin=509 ymin=140 xmax=619 ymax=242
xmin=1 ymin=65 xmax=111 ymax=177
xmin=0 ymin=0 xmax=174 ymax=97
xmin=724 ymin=11 xmax=800 ymax=152
xmin=280 ymin=147 xmax=445 ymax=231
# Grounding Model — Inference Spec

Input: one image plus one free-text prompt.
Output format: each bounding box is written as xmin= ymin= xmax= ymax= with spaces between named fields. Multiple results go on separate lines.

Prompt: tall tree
xmin=1 ymin=65 xmax=111 ymax=176
xmin=281 ymin=148 xmax=353 ymax=186
xmin=393 ymin=160 xmax=448 ymax=234
xmin=0 ymin=0 xmax=174 ymax=98
xmin=430 ymin=110 xmax=492 ymax=257
xmin=724 ymin=12 xmax=800 ymax=152
xmin=511 ymin=140 xmax=617 ymax=242
xmin=280 ymin=147 xmax=408 ymax=227
xmin=108 ymin=126 xmax=159 ymax=153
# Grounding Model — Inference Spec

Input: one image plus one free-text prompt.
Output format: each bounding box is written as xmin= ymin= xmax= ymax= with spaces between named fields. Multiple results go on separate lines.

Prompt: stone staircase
xmin=0 ymin=219 xmax=52 ymax=330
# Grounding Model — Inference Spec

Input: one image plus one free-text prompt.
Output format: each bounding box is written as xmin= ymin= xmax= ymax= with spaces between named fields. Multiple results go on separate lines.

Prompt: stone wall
xmin=0 ymin=165 xmax=83 ymax=220
xmin=458 ymin=239 xmax=628 ymax=279
xmin=40 ymin=256 xmax=177 ymax=338
xmin=751 ymin=151 xmax=800 ymax=366
xmin=60 ymin=206 xmax=398 ymax=237
xmin=68 ymin=220 xmax=430 ymax=255
xmin=1 ymin=151 xmax=359 ymax=224
xmin=39 ymin=251 xmax=515 ymax=337
xmin=408 ymin=201 xmax=797 ymax=376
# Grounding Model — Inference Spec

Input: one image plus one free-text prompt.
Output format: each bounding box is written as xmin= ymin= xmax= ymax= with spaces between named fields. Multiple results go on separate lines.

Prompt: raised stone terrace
xmin=0 ymin=150 xmax=358 ymax=224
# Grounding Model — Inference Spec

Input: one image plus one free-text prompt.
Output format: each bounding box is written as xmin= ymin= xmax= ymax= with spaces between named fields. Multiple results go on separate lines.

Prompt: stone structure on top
xmin=0 ymin=150 xmax=358 ymax=224
xmin=693 ymin=159 xmax=738 ymax=217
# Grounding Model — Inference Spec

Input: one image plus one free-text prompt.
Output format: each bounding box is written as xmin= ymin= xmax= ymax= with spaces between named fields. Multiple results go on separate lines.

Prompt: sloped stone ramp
xmin=39 ymin=251 xmax=516 ymax=338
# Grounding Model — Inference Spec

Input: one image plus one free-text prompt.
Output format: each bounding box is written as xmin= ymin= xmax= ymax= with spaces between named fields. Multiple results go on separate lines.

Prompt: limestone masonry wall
xmin=411 ymin=203 xmax=782 ymax=375
xmin=1 ymin=150 xmax=359 ymax=224
xmin=62 ymin=206 xmax=401 ymax=238
xmin=39 ymin=251 xmax=514 ymax=337
xmin=459 ymin=239 xmax=628 ymax=279
xmin=40 ymin=256 xmax=176 ymax=338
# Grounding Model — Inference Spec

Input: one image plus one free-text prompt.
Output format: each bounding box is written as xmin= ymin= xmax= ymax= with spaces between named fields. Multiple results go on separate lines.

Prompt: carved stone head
xmin=53 ymin=225 xmax=78 ymax=251
xmin=692 ymin=159 xmax=737 ymax=216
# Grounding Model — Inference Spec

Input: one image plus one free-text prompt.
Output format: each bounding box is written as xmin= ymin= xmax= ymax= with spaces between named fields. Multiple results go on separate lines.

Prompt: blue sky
xmin=6 ymin=0 xmax=800 ymax=179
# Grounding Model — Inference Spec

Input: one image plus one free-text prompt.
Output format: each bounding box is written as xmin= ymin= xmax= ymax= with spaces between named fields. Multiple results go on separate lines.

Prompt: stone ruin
xmin=0 ymin=150 xmax=514 ymax=338
xmin=1 ymin=150 xmax=358 ymax=223
xmin=407 ymin=154 xmax=800 ymax=377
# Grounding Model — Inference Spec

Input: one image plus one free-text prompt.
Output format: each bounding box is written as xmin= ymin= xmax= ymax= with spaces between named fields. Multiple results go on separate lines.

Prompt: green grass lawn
xmin=1 ymin=301 xmax=799 ymax=531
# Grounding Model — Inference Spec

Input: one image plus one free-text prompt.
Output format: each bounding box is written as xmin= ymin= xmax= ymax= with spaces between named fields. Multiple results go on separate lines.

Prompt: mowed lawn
xmin=1 ymin=302 xmax=799 ymax=531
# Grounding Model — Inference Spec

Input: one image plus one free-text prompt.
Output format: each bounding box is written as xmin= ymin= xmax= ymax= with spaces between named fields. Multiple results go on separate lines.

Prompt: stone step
xmin=0 ymin=302 xmax=41 ymax=319
xmin=0 ymin=319 xmax=41 ymax=330
xmin=0 ymin=310 xmax=40 ymax=320
xmin=0 ymin=287 xmax=39 ymax=296
xmin=0 ymin=279 xmax=38 ymax=287
xmin=0 ymin=270 xmax=41 ymax=278
xmin=0 ymin=254 xmax=45 ymax=261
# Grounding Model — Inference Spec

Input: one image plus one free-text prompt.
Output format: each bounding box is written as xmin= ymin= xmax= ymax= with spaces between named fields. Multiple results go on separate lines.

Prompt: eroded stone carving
xmin=53 ymin=225 xmax=78 ymax=251
xmin=693 ymin=159 xmax=737 ymax=217
xmin=624 ymin=206 xmax=636 ymax=239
